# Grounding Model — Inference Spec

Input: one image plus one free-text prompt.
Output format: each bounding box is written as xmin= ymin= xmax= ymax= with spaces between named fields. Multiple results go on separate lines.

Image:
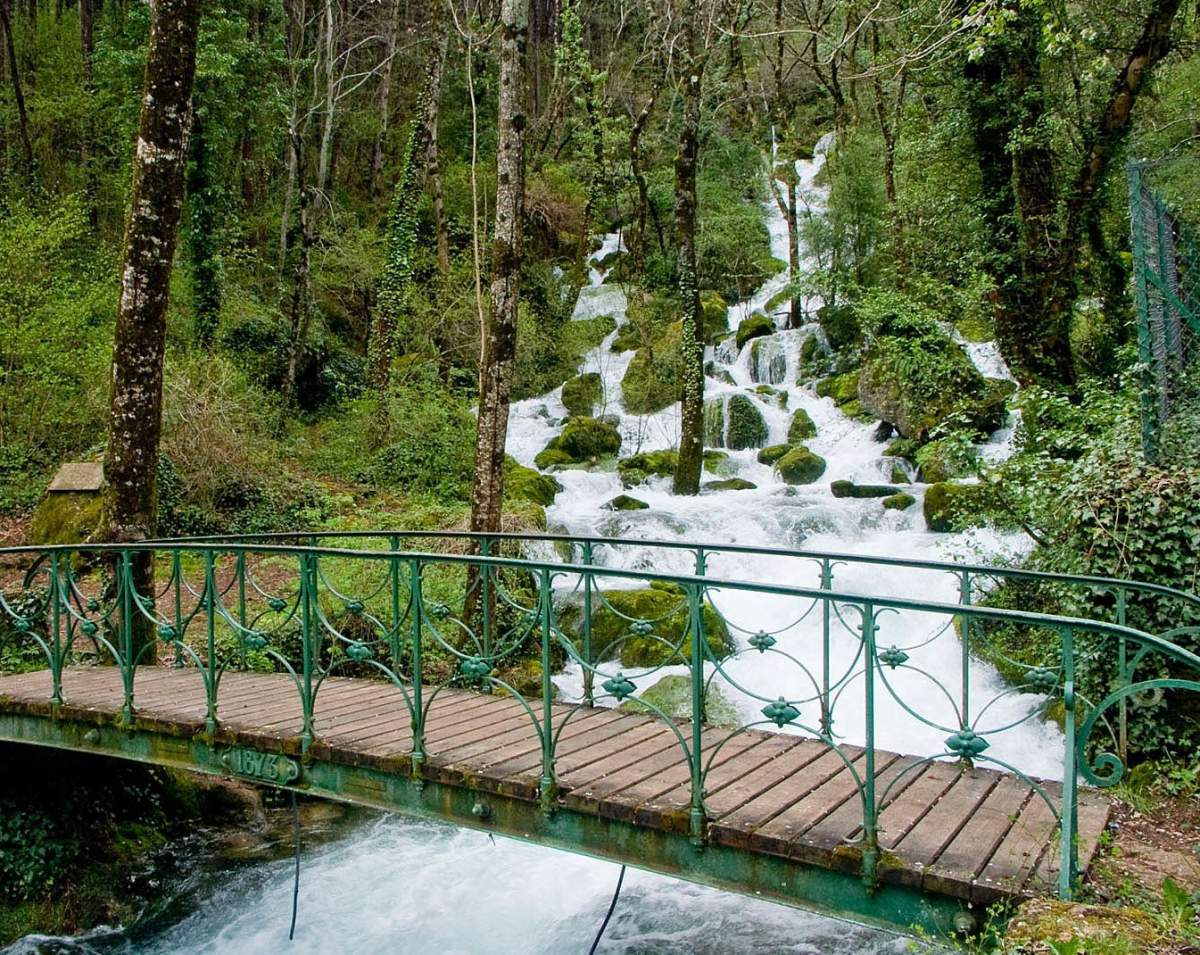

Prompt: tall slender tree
xmin=103 ymin=0 xmax=203 ymax=655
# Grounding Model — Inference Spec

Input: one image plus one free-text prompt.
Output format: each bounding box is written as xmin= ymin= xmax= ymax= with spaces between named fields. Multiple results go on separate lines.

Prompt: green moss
xmin=914 ymin=436 xmax=977 ymax=484
xmin=30 ymin=492 xmax=103 ymax=546
xmin=533 ymin=447 xmax=574 ymax=469
xmin=817 ymin=302 xmax=861 ymax=351
xmin=606 ymin=494 xmax=649 ymax=511
xmin=619 ymin=674 xmax=741 ymax=726
xmin=561 ymin=372 xmax=602 ymax=417
xmin=830 ymin=480 xmax=900 ymax=498
xmin=504 ymin=456 xmax=562 ymax=506
xmin=562 ymin=587 xmax=732 ymax=667
xmin=882 ymin=492 xmax=916 ymax=511
xmin=775 ymin=446 xmax=827 ymax=484
xmin=889 ymin=463 xmax=911 ymax=484
xmin=621 ymin=322 xmax=682 ymax=414
xmin=735 ymin=313 xmax=775 ymax=350
xmin=703 ymin=478 xmax=757 ymax=491
xmin=756 ymin=443 xmax=793 ymax=466
xmin=699 ymin=291 xmax=729 ymax=342
xmin=725 ymin=395 xmax=768 ymax=450
xmin=923 ymin=481 xmax=990 ymax=532
xmin=703 ymin=399 xmax=725 ymax=446
xmin=954 ymin=314 xmax=993 ymax=344
xmin=617 ymin=449 xmax=727 ymax=487
xmin=787 ymin=408 xmax=817 ymax=442
xmin=815 ymin=371 xmax=860 ymax=405
xmin=556 ymin=417 xmax=621 ymax=460
xmin=753 ymin=384 xmax=787 ymax=408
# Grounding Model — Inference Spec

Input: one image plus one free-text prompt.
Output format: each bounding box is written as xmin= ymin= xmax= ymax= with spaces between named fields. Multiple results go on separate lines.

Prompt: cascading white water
xmin=6 ymin=141 xmax=1050 ymax=954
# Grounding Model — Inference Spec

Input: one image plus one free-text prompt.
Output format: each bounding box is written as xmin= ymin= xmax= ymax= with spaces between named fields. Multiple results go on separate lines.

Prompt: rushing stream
xmin=7 ymin=139 xmax=1054 ymax=954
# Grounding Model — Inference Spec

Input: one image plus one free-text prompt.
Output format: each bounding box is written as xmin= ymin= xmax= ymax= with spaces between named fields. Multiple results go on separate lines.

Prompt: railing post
xmin=118 ymin=549 xmax=135 ymax=726
xmin=689 ymin=582 xmax=707 ymax=848
xmin=1059 ymin=626 xmax=1079 ymax=899
xmin=538 ymin=567 xmax=558 ymax=815
xmin=235 ymin=551 xmax=247 ymax=671
xmin=480 ymin=537 xmax=493 ymax=660
xmin=860 ymin=602 xmax=879 ymax=889
xmin=581 ymin=541 xmax=594 ymax=706
xmin=409 ymin=559 xmax=426 ymax=786
xmin=203 ymin=550 xmax=219 ymax=736
xmin=958 ymin=571 xmax=972 ymax=761
xmin=49 ymin=552 xmax=63 ymax=708
xmin=820 ymin=559 xmax=833 ymax=736
xmin=172 ymin=551 xmax=184 ymax=669
xmin=299 ymin=553 xmax=317 ymax=753
xmin=1115 ymin=587 xmax=1129 ymax=764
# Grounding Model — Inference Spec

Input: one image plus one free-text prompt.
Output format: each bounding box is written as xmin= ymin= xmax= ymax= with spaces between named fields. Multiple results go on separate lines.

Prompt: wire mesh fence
xmin=1128 ymin=159 xmax=1200 ymax=463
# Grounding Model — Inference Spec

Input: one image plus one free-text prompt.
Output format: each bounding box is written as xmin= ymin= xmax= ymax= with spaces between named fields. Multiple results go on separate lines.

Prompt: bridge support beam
xmin=0 ymin=712 xmax=971 ymax=940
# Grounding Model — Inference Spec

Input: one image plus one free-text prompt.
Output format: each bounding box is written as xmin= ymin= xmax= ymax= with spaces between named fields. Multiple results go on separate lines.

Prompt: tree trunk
xmin=0 ymin=0 xmax=33 ymax=171
xmin=370 ymin=33 xmax=447 ymax=387
xmin=468 ymin=0 xmax=527 ymax=537
xmin=672 ymin=27 xmax=704 ymax=497
xmin=103 ymin=0 xmax=202 ymax=661
xmin=429 ymin=38 xmax=449 ymax=280
xmin=79 ymin=0 xmax=93 ymax=82
xmin=628 ymin=59 xmax=664 ymax=276
xmin=368 ymin=0 xmax=402 ymax=198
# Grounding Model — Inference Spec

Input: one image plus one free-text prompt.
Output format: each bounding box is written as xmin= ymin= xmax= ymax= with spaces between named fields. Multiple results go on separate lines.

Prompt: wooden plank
xmin=704 ymin=737 xmax=826 ymax=820
xmin=875 ymin=760 xmax=961 ymax=850
xmin=973 ymin=787 xmax=1058 ymax=904
xmin=923 ymin=774 xmax=1033 ymax=899
xmin=887 ymin=767 xmax=998 ymax=889
xmin=555 ymin=717 xmax=677 ymax=783
xmin=558 ymin=727 xmax=686 ymax=803
xmin=456 ymin=706 xmax=612 ymax=776
xmin=800 ymin=755 xmax=924 ymax=861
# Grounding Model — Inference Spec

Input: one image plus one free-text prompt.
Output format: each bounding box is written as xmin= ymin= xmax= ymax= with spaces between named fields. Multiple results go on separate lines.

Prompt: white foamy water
xmin=7 ymin=139 xmax=1042 ymax=954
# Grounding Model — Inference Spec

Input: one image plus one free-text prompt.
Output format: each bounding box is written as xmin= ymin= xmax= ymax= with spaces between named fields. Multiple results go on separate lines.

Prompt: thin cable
xmin=289 ymin=790 xmax=301 ymax=941
xmin=587 ymin=864 xmax=626 ymax=955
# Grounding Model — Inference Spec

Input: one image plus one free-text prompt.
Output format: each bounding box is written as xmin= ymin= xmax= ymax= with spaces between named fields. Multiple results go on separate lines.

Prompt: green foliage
xmin=621 ymin=322 xmax=683 ymax=415
xmin=561 ymin=372 xmax=602 ymax=417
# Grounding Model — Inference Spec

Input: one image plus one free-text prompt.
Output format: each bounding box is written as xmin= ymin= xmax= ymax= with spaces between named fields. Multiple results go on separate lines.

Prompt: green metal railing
xmin=1128 ymin=158 xmax=1200 ymax=462
xmin=2 ymin=531 xmax=1199 ymax=901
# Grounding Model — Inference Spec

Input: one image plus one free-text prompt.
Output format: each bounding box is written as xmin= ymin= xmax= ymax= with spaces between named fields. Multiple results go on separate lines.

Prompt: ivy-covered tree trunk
xmin=102 ymin=0 xmax=202 ymax=659
xmin=672 ymin=32 xmax=704 ymax=496
xmin=468 ymin=0 xmax=527 ymax=535
xmin=369 ymin=31 xmax=447 ymax=387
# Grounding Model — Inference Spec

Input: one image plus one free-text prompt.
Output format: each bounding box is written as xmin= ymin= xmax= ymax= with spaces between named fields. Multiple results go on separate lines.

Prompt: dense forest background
xmin=0 ymin=0 xmax=1197 ymax=654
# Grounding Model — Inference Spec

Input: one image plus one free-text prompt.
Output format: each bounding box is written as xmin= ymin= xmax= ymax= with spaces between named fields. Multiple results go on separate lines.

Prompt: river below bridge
xmin=6 ymin=138 xmax=1048 ymax=953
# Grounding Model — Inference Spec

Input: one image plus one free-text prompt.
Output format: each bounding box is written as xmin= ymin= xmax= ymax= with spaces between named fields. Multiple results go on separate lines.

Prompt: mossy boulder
xmin=749 ymin=336 xmax=787 ymax=384
xmin=830 ymin=480 xmax=900 ymax=499
xmin=923 ymin=481 xmax=990 ymax=532
xmin=954 ymin=315 xmax=993 ymax=344
xmin=725 ymin=395 xmax=769 ymax=450
xmin=31 ymin=492 xmax=104 ymax=547
xmin=605 ymin=494 xmax=649 ymax=511
xmin=817 ymin=302 xmax=861 ymax=350
xmin=700 ymin=291 xmax=729 ymax=342
xmin=566 ymin=585 xmax=733 ymax=667
xmin=735 ymin=313 xmax=775 ymax=350
xmin=504 ymin=456 xmax=562 ymax=506
xmin=798 ymin=334 xmax=827 ymax=380
xmin=618 ymin=449 xmax=727 ymax=486
xmin=787 ymin=408 xmax=817 ymax=442
xmin=882 ymin=492 xmax=915 ymax=511
xmin=534 ymin=416 xmax=621 ymax=468
xmin=914 ymin=437 xmax=978 ymax=484
xmin=857 ymin=308 xmax=999 ymax=440
xmin=561 ymin=372 xmax=602 ymax=417
xmin=753 ymin=385 xmax=787 ymax=408
xmin=889 ymin=463 xmax=911 ymax=484
xmin=703 ymin=478 xmax=757 ymax=491
xmin=815 ymin=371 xmax=860 ymax=405
xmin=775 ymin=446 xmax=827 ymax=485
xmin=756 ymin=443 xmax=793 ymax=466
xmin=621 ymin=321 xmax=682 ymax=414
xmin=619 ymin=674 xmax=741 ymax=727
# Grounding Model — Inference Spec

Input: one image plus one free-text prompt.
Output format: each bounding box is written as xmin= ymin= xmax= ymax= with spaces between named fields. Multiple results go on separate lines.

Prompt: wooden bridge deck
xmin=0 ymin=666 xmax=1109 ymax=909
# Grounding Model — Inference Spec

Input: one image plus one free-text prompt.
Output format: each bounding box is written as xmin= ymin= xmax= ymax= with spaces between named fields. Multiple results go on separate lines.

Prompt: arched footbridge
xmin=1 ymin=531 xmax=1198 ymax=937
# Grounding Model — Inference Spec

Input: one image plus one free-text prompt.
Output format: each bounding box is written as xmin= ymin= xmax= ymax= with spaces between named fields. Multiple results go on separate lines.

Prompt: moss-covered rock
xmin=619 ymin=674 xmax=741 ymax=726
xmin=753 ymin=384 xmax=787 ymax=408
xmin=703 ymin=399 xmax=725 ymax=446
xmin=923 ymin=481 xmax=990 ymax=532
xmin=700 ymin=291 xmax=729 ymax=342
xmin=797 ymin=334 xmax=827 ymax=381
xmin=882 ymin=492 xmax=915 ymax=511
xmin=621 ymin=321 xmax=683 ymax=414
xmin=775 ymin=446 xmax=827 ymax=485
xmin=830 ymin=480 xmax=900 ymax=499
xmin=889 ymin=463 xmax=911 ymax=484
xmin=30 ymin=492 xmax=103 ymax=546
xmin=749 ymin=336 xmax=787 ymax=384
xmin=756 ymin=443 xmax=793 ymax=466
xmin=954 ymin=315 xmax=993 ymax=344
xmin=815 ymin=371 xmax=860 ymax=405
xmin=787 ymin=408 xmax=817 ymax=442
xmin=817 ymin=302 xmax=861 ymax=351
xmin=914 ymin=437 xmax=978 ymax=484
xmin=883 ymin=437 xmax=921 ymax=459
xmin=605 ymin=494 xmax=649 ymax=511
xmin=561 ymin=372 xmax=602 ymax=417
xmin=534 ymin=417 xmax=621 ymax=468
xmin=857 ymin=309 xmax=993 ymax=440
xmin=618 ymin=449 xmax=726 ymax=486
xmin=735 ymin=313 xmax=775 ymax=350
xmin=504 ymin=456 xmax=562 ymax=506
xmin=563 ymin=585 xmax=733 ymax=667
xmin=725 ymin=395 xmax=768 ymax=450
xmin=703 ymin=478 xmax=757 ymax=491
